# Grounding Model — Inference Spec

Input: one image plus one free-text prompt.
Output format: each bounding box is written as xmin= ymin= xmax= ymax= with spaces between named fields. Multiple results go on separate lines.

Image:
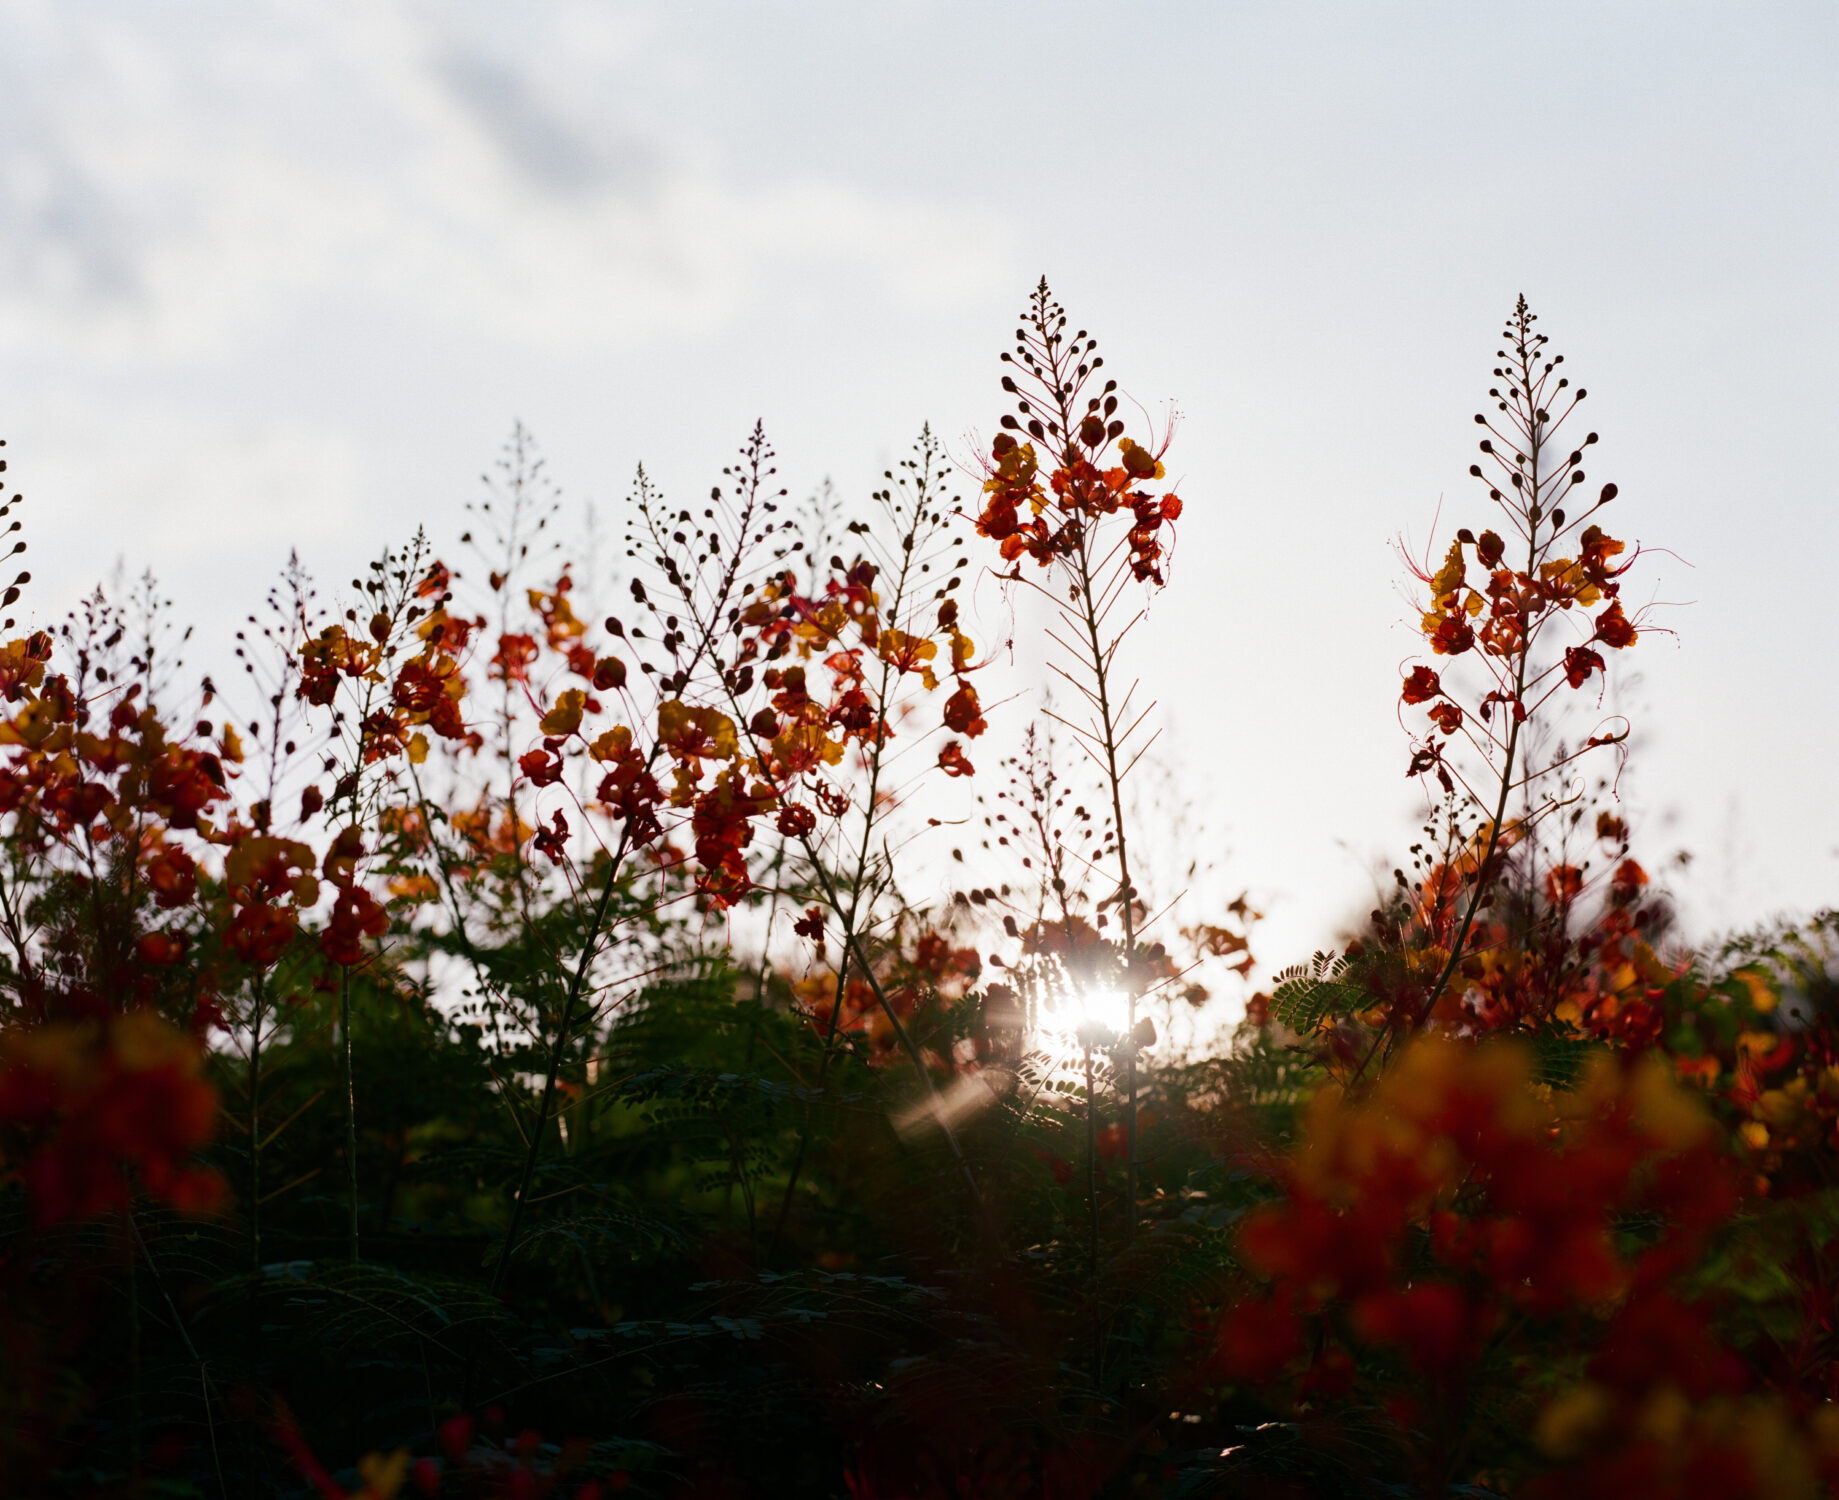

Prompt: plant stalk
xmin=489 ymin=843 xmax=629 ymax=1297
xmin=340 ymin=966 xmax=359 ymax=1261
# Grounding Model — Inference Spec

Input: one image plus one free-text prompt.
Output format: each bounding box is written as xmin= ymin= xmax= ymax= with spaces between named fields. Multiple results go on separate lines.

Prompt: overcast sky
xmin=2 ymin=0 xmax=1835 ymax=978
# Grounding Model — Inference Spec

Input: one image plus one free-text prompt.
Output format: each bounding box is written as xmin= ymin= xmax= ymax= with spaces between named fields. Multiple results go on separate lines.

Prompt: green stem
xmin=340 ymin=965 xmax=359 ymax=1261
xmin=247 ymin=973 xmax=264 ymax=1274
xmin=130 ymin=1213 xmax=226 ymax=1498
xmin=1085 ymin=1040 xmax=1099 ymax=1278
xmin=489 ymin=843 xmax=630 ymax=1298
xmin=1371 ymin=313 xmax=1548 ymax=1072
xmin=1063 ymin=475 xmax=1144 ymax=1243
xmin=128 ymin=1234 xmax=142 ymax=1492
xmin=805 ymin=850 xmax=983 ymax=1212
xmin=767 ymin=925 xmax=852 ymax=1259
xmin=1034 ymin=308 xmax=1147 ymax=1246
xmin=246 ymin=971 xmax=265 ymax=1381
xmin=765 ymin=709 xmax=891 ymax=1249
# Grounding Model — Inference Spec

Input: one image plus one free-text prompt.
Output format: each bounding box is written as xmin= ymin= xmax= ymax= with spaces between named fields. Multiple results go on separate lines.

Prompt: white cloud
xmin=0 ymin=0 xmax=1012 ymax=361
xmin=10 ymin=397 xmax=366 ymax=627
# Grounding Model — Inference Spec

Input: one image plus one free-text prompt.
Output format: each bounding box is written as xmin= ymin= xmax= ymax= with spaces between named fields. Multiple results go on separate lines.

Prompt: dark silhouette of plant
xmin=972 ymin=278 xmax=1187 ymax=1242
xmin=2 ymin=292 xmax=1835 ymax=1500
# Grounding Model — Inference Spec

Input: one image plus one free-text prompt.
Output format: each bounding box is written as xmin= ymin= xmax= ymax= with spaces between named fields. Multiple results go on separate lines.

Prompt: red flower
xmin=533 ymin=809 xmax=569 ymax=862
xmin=938 ymin=741 xmax=974 ymax=777
xmin=689 ymin=766 xmax=767 ymax=904
xmin=519 ymin=748 xmax=564 ymax=787
xmin=1427 ymin=616 xmax=1475 ymax=656
xmin=594 ymin=746 xmax=663 ymax=846
xmin=1351 ymin=1282 xmax=1478 ymax=1376
xmin=226 ymin=902 xmax=300 ymax=967
xmin=1564 ymin=644 xmax=1606 ymax=688
xmin=0 ymin=1012 xmax=224 ymax=1226
xmin=1401 ymin=666 xmax=1441 ymax=705
xmin=321 ymin=886 xmax=388 ymax=966
xmin=1609 ymin=858 xmax=1648 ymax=905
xmin=491 ymin=632 xmax=540 ymax=683
xmin=1544 ymin=865 xmax=1584 ymax=904
xmin=775 ymin=802 xmax=816 ymax=838
xmin=146 ymin=746 xmax=227 ymax=830
xmin=146 ymin=847 xmax=198 ymax=909
xmin=942 ymin=685 xmax=986 ymax=738
xmin=1594 ymin=601 xmax=1637 ymax=649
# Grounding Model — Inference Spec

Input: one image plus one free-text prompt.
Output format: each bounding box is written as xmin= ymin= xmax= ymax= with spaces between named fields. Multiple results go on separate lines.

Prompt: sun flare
xmin=1041 ymin=985 xmax=1134 ymax=1046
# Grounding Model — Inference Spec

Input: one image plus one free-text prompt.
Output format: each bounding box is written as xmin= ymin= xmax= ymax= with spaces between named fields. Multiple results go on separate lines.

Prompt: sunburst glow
xmin=1041 ymin=985 xmax=1134 ymax=1046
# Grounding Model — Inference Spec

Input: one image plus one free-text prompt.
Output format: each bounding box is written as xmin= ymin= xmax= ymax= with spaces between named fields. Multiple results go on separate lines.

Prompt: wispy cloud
xmin=0 ymin=1 xmax=1012 ymax=360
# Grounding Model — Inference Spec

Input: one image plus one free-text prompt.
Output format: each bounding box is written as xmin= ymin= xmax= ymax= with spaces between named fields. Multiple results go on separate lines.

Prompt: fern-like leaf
xmin=1269 ymin=950 xmax=1366 ymax=1031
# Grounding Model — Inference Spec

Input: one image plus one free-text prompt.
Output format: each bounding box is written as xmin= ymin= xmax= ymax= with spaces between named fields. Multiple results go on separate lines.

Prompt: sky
xmin=1 ymin=0 xmax=1835 ymax=987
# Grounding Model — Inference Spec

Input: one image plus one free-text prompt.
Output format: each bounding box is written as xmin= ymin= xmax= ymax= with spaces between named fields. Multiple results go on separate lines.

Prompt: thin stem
xmin=1056 ymin=462 xmax=1144 ymax=1244
xmin=129 ymin=1213 xmax=226 ymax=1499
xmin=721 ymin=1106 xmax=759 ymax=1261
xmin=765 ymin=704 xmax=893 ymax=1247
xmin=1010 ymin=295 xmax=1156 ymax=1247
xmin=746 ymin=442 xmax=946 ymax=1250
xmin=340 ymin=966 xmax=359 ymax=1261
xmin=128 ymin=1236 xmax=142 ymax=1491
xmin=1084 ymin=1040 xmax=1099 ymax=1279
xmin=246 ymin=970 xmax=266 ymax=1386
xmin=768 ymin=876 xmax=854 ymax=1259
xmin=464 ymin=841 xmax=630 ymax=1414
xmin=488 ymin=837 xmax=631 ymax=1298
xmin=810 ymin=854 xmax=984 ymax=1212
xmin=488 ymin=430 xmax=769 ymax=1296
xmin=1402 ymin=710 xmax=1524 ymax=1047
xmin=1372 ymin=305 xmax=1549 ymax=1068
xmin=247 ymin=973 xmax=264 ymax=1276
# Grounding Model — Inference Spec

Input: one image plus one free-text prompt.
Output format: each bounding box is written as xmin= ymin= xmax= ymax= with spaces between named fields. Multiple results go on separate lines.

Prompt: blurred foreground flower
xmin=0 ymin=1008 xmax=222 ymax=1224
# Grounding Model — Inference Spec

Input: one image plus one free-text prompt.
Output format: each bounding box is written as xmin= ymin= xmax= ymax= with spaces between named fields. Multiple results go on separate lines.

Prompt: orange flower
xmin=0 ymin=1012 xmax=223 ymax=1225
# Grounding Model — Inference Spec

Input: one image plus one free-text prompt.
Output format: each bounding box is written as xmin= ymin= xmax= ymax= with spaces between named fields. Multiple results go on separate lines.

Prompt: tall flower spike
xmin=1387 ymin=296 xmax=1645 ymax=1046
xmin=973 ymin=279 xmax=1188 ymax=1244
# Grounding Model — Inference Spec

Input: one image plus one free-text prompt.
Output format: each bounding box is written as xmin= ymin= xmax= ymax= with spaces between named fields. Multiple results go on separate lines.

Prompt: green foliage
xmin=6 ymin=294 xmax=1839 ymax=1500
xmin=1270 ymin=949 xmax=1367 ymax=1032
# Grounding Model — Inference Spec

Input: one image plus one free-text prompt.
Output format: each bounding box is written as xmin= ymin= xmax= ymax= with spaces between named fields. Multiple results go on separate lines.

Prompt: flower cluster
xmin=1217 ymin=1034 xmax=1839 ymax=1494
xmin=790 ymin=924 xmax=981 ymax=1065
xmin=975 ymin=283 xmax=1183 ymax=589
xmin=380 ymin=430 xmax=988 ymax=914
xmin=0 ymin=1010 xmax=222 ymax=1224
xmin=1399 ymin=299 xmax=1638 ymax=811
xmin=1344 ymin=807 xmax=1676 ymax=1043
xmin=735 ymin=551 xmax=985 ymax=855
xmin=977 ymin=432 xmax=1182 ymax=586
